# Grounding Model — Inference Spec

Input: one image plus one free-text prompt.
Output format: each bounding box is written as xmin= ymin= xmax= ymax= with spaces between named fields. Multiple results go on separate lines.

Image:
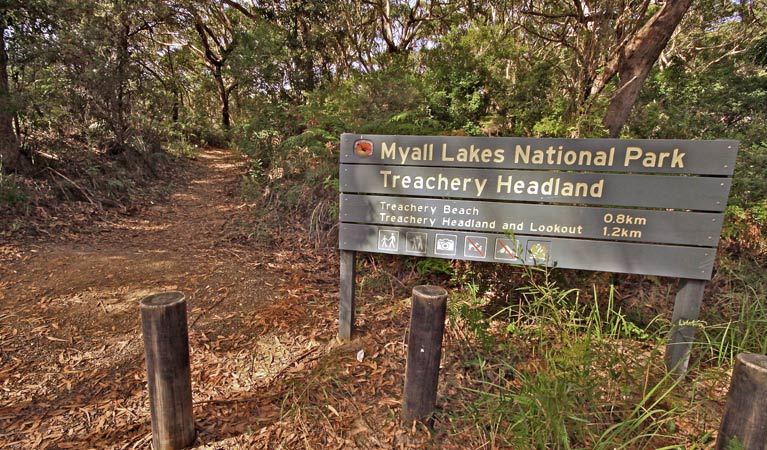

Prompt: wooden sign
xmin=341 ymin=195 xmax=724 ymax=246
xmin=341 ymin=165 xmax=731 ymax=210
xmin=341 ymin=135 xmax=736 ymax=174
xmin=338 ymin=133 xmax=739 ymax=375
xmin=339 ymin=134 xmax=737 ymax=280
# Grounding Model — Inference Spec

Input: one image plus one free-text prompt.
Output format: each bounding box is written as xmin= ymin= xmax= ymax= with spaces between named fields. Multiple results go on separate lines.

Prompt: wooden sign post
xmin=338 ymin=134 xmax=738 ymax=375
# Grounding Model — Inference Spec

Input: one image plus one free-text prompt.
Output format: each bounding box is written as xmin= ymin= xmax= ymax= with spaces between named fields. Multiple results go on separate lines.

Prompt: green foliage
xmin=413 ymin=258 xmax=453 ymax=278
xmin=471 ymin=345 xmax=600 ymax=448
xmin=752 ymin=35 xmax=767 ymax=66
xmin=730 ymin=143 xmax=767 ymax=210
xmin=723 ymin=204 xmax=767 ymax=258
xmin=234 ymin=117 xmax=339 ymax=243
xmin=592 ymin=373 xmax=681 ymax=450
xmin=447 ymin=265 xmax=684 ymax=448
xmin=586 ymin=285 xmax=653 ymax=342
xmin=164 ymin=128 xmax=200 ymax=159
xmin=448 ymin=269 xmax=496 ymax=348
xmin=296 ymin=23 xmax=578 ymax=139
xmin=421 ymin=29 xmax=492 ymax=134
xmin=0 ymin=165 xmax=27 ymax=205
xmin=301 ymin=61 xmax=446 ymax=136
xmin=698 ymin=259 xmax=767 ymax=367
xmin=726 ymin=438 xmax=746 ymax=450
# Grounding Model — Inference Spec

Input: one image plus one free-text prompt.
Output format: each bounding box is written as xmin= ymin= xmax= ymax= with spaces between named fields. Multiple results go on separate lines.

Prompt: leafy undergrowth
xmin=258 ymin=258 xmax=736 ymax=450
xmin=2 ymin=143 xmax=766 ymax=449
xmin=230 ymin=129 xmax=766 ymax=448
xmin=0 ymin=134 xmax=191 ymax=241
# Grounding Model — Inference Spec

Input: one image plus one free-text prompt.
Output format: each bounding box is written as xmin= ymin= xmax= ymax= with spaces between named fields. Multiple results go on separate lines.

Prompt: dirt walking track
xmin=0 ymin=148 xmax=363 ymax=449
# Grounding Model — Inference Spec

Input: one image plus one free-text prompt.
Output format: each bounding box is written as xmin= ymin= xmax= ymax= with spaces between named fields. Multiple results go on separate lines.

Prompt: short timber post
xmin=339 ymin=250 xmax=356 ymax=341
xmin=402 ymin=285 xmax=448 ymax=426
xmin=140 ymin=292 xmax=196 ymax=450
xmin=716 ymin=353 xmax=767 ymax=450
xmin=665 ymin=279 xmax=706 ymax=376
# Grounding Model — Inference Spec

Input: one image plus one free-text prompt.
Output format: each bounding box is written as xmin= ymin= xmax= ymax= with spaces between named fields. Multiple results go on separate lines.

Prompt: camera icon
xmin=434 ymin=234 xmax=457 ymax=256
xmin=437 ymin=239 xmax=454 ymax=251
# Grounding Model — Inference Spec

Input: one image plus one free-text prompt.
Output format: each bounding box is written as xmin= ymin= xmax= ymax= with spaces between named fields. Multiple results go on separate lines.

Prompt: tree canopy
xmin=2 ymin=3 xmax=767 ymax=447
xmin=0 ymin=0 xmax=765 ymax=175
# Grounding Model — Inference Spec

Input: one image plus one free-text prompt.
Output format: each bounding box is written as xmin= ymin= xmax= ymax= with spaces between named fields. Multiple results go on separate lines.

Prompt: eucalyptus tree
xmin=23 ymin=0 xmax=180 ymax=153
xmin=222 ymin=0 xmax=343 ymax=96
xmin=181 ymin=0 xmax=240 ymax=129
xmin=0 ymin=0 xmax=55 ymax=172
xmin=0 ymin=10 xmax=18 ymax=172
xmin=596 ymin=0 xmax=693 ymax=137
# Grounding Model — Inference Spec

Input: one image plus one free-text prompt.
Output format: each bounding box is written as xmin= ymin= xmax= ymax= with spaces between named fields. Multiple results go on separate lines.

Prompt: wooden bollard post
xmin=402 ymin=285 xmax=448 ymax=426
xmin=140 ymin=292 xmax=195 ymax=450
xmin=716 ymin=353 xmax=767 ymax=450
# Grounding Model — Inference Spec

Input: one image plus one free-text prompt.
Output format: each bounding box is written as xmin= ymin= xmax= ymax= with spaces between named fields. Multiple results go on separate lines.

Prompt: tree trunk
xmin=169 ymin=53 xmax=180 ymax=123
xmin=0 ymin=21 xmax=20 ymax=173
xmin=213 ymin=68 xmax=231 ymax=129
xmin=109 ymin=15 xmax=131 ymax=155
xmin=221 ymin=88 xmax=230 ymax=129
xmin=603 ymin=0 xmax=693 ymax=138
xmin=172 ymin=93 xmax=180 ymax=123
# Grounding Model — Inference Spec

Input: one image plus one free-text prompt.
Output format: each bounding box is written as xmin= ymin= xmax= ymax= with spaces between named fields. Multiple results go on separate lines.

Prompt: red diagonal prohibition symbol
xmin=466 ymin=237 xmax=485 ymax=257
xmin=497 ymin=239 xmax=515 ymax=259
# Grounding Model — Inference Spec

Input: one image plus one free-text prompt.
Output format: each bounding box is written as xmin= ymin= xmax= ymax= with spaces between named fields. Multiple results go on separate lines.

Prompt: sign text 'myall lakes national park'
xmin=338 ymin=134 xmax=738 ymax=280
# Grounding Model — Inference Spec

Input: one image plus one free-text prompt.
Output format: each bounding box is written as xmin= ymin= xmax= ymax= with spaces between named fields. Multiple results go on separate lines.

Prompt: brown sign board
xmin=340 ymin=134 xmax=738 ymax=175
xmin=340 ymin=165 xmax=731 ymax=210
xmin=338 ymin=133 xmax=738 ymax=280
xmin=341 ymin=194 xmax=724 ymax=247
xmin=339 ymin=223 xmax=716 ymax=279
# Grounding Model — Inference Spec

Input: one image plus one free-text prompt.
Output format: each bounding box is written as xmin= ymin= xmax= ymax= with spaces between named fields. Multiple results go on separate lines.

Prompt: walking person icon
xmin=378 ymin=230 xmax=399 ymax=251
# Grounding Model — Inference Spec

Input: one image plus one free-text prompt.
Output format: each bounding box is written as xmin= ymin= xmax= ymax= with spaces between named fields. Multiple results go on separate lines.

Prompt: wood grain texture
xmin=716 ymin=353 xmax=767 ymax=450
xmin=339 ymin=250 xmax=356 ymax=341
xmin=402 ymin=286 xmax=448 ymax=425
xmin=665 ymin=279 xmax=706 ymax=376
xmin=141 ymin=292 xmax=196 ymax=450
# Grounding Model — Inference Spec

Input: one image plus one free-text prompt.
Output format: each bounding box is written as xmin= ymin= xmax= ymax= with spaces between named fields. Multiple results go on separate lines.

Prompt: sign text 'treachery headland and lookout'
xmin=338 ymin=134 xmax=738 ymax=280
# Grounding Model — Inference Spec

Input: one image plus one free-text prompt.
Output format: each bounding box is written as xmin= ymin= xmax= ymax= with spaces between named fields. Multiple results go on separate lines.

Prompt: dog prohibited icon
xmin=464 ymin=236 xmax=487 ymax=259
xmin=378 ymin=230 xmax=399 ymax=251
